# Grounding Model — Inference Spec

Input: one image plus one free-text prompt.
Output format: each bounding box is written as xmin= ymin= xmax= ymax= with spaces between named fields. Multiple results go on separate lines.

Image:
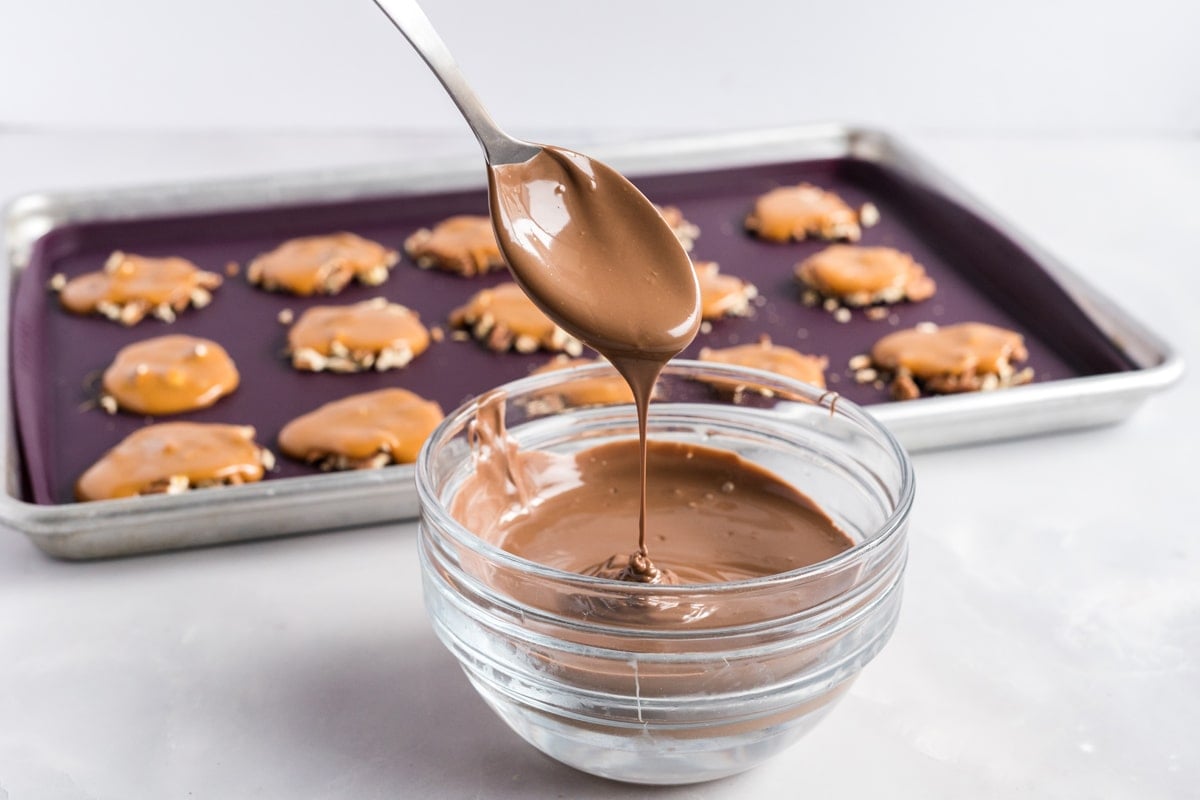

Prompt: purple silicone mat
xmin=10 ymin=157 xmax=1134 ymax=505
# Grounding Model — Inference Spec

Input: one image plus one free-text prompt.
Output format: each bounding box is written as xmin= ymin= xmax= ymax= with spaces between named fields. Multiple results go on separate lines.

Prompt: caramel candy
xmin=700 ymin=336 xmax=829 ymax=390
xmin=655 ymin=204 xmax=700 ymax=252
xmin=288 ymin=298 xmax=431 ymax=373
xmin=246 ymin=232 xmax=398 ymax=296
xmin=745 ymin=184 xmax=872 ymax=243
xmin=278 ymin=388 xmax=444 ymax=470
xmin=449 ymin=282 xmax=582 ymax=355
xmin=693 ymin=261 xmax=758 ymax=320
xmin=869 ymin=322 xmax=1033 ymax=400
xmin=58 ymin=251 xmax=222 ymax=326
xmin=101 ymin=335 xmax=239 ymax=416
xmin=796 ymin=245 xmax=936 ymax=307
xmin=530 ymin=355 xmax=636 ymax=408
xmin=404 ymin=215 xmax=504 ymax=277
xmin=76 ymin=423 xmax=271 ymax=501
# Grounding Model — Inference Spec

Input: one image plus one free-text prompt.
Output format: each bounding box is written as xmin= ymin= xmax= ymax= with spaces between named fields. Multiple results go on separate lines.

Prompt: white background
xmin=2 ymin=0 xmax=1198 ymax=137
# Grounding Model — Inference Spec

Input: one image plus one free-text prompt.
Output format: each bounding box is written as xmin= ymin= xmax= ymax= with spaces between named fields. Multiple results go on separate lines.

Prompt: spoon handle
xmin=372 ymin=0 xmax=540 ymax=165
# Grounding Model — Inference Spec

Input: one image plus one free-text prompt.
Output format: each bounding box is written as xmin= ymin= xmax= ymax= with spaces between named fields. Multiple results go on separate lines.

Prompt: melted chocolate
xmin=452 ymin=438 xmax=852 ymax=585
xmin=489 ymin=147 xmax=701 ymax=582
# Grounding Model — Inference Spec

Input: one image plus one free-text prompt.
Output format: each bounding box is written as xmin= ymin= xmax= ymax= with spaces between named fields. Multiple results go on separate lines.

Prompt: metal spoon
xmin=369 ymin=0 xmax=700 ymax=363
xmin=370 ymin=0 xmax=540 ymax=166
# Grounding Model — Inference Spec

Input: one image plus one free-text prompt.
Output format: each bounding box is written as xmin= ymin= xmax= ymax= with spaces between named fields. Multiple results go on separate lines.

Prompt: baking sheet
xmin=0 ymin=126 xmax=1181 ymax=557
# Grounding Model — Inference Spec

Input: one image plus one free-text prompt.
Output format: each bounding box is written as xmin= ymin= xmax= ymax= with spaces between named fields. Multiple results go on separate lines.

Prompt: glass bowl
xmin=415 ymin=360 xmax=914 ymax=785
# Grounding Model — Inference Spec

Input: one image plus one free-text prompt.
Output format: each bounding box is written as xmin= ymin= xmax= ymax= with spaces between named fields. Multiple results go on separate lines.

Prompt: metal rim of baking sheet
xmin=0 ymin=124 xmax=1183 ymax=559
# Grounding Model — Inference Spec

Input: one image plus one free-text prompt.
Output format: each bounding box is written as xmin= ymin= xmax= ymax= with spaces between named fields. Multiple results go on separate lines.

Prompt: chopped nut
xmin=374 ymin=345 xmax=414 ymax=372
xmin=225 ymin=261 xmax=241 ymax=277
xmin=323 ymin=356 xmax=359 ymax=374
xmin=48 ymin=273 xmax=67 ymax=292
xmin=165 ymin=475 xmax=190 ymax=494
xmin=833 ymin=308 xmax=852 ymax=323
xmin=120 ymin=303 xmax=146 ymax=326
xmin=293 ymin=348 xmax=327 ymax=372
xmin=99 ymin=395 xmax=118 ymax=414
xmin=865 ymin=307 xmax=890 ymax=321
xmin=277 ymin=308 xmax=294 ymax=325
xmin=514 ymin=334 xmax=540 ymax=354
xmin=485 ymin=323 xmax=514 ymax=352
xmin=361 ymin=265 xmax=390 ymax=286
xmin=891 ymin=373 xmax=920 ymax=400
xmin=859 ymin=202 xmax=880 ymax=228
xmin=152 ymin=303 xmax=176 ymax=324
xmin=363 ymin=453 xmax=392 ymax=469
xmin=189 ymin=288 xmax=212 ymax=309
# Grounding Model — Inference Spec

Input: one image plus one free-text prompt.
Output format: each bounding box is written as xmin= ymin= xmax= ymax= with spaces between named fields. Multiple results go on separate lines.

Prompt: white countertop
xmin=0 ymin=131 xmax=1195 ymax=799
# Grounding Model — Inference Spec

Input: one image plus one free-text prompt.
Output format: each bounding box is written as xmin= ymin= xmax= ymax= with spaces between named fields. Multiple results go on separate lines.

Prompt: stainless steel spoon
xmin=371 ymin=0 xmax=541 ymax=166
xmin=369 ymin=0 xmax=700 ymax=364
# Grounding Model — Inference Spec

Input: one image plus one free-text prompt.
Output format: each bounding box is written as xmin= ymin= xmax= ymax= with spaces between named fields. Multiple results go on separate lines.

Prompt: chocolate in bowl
xmin=416 ymin=361 xmax=913 ymax=784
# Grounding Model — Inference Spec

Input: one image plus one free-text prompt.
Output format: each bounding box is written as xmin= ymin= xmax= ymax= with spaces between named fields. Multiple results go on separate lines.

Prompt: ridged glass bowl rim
xmin=415 ymin=359 xmax=914 ymax=597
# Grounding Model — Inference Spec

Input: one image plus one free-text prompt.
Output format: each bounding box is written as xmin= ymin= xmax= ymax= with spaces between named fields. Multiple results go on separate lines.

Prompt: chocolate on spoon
xmin=372 ymin=0 xmax=701 ymax=582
